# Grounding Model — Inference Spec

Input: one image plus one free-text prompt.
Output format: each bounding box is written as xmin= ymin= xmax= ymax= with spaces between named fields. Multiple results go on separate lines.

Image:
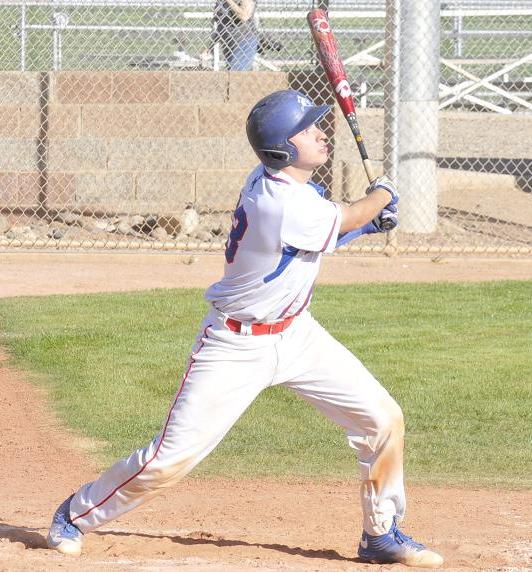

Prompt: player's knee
xmin=375 ymin=397 xmax=404 ymax=440
xmin=389 ymin=400 xmax=405 ymax=438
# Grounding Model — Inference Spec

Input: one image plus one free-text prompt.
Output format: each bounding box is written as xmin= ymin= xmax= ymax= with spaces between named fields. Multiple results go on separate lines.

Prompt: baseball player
xmin=47 ymin=89 xmax=443 ymax=568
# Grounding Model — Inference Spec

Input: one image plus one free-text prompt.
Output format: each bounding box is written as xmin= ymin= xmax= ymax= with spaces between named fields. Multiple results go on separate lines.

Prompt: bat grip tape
xmin=346 ymin=113 xmax=376 ymax=183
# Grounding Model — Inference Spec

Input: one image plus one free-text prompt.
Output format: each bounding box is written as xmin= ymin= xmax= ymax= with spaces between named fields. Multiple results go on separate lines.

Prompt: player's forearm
xmin=338 ymin=189 xmax=391 ymax=233
xmin=226 ymin=0 xmax=254 ymax=22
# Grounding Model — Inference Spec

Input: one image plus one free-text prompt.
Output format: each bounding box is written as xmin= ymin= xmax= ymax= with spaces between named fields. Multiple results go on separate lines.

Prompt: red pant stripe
xmin=71 ymin=326 xmax=212 ymax=524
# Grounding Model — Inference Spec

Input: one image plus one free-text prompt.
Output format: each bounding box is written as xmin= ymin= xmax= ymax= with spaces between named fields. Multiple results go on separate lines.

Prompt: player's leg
xmin=276 ymin=313 xmax=405 ymax=534
xmin=48 ymin=313 xmax=277 ymax=554
xmin=276 ymin=312 xmax=443 ymax=567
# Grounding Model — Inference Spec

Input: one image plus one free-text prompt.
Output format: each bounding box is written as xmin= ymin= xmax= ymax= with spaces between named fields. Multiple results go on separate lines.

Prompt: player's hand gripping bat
xmin=307 ymin=10 xmax=396 ymax=231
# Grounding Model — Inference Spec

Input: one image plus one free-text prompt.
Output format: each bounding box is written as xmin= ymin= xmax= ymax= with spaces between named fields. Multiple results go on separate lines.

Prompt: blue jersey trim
xmin=262 ymin=180 xmax=327 ymax=282
xmin=335 ymin=222 xmax=379 ymax=248
xmin=263 ymin=245 xmax=299 ymax=283
xmin=308 ymin=181 xmax=326 ymax=198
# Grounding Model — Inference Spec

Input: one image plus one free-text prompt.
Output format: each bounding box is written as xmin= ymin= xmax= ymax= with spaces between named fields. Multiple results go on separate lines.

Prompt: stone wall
xmin=1 ymin=70 xmax=529 ymax=219
xmin=0 ymin=71 xmax=289 ymax=215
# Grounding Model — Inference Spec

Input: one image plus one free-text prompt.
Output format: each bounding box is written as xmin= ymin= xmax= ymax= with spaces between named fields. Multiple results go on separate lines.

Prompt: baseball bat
xmin=307 ymin=9 xmax=376 ymax=184
xmin=307 ymin=9 xmax=396 ymax=232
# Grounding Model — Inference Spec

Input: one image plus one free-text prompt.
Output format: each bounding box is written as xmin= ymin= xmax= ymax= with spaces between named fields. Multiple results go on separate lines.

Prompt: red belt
xmin=225 ymin=314 xmax=296 ymax=335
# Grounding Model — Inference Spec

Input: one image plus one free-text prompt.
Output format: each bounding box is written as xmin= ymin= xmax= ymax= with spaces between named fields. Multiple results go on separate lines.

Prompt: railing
xmin=9 ymin=5 xmax=532 ymax=114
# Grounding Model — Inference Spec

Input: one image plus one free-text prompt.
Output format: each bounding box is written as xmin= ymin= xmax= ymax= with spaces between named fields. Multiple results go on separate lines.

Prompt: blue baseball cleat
xmin=358 ymin=517 xmax=443 ymax=568
xmin=47 ymin=495 xmax=84 ymax=556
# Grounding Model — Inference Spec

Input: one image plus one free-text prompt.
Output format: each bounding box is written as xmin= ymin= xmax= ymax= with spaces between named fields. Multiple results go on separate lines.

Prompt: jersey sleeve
xmin=281 ymin=187 xmax=342 ymax=253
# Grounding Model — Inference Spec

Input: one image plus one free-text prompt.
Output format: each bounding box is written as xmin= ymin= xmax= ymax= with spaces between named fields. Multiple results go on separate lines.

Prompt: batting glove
xmin=355 ymin=204 xmax=398 ymax=236
xmin=365 ymin=176 xmax=398 ymax=208
xmin=372 ymin=204 xmax=398 ymax=233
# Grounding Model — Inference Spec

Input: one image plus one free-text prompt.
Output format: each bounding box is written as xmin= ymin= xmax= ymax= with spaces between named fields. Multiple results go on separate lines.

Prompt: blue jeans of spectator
xmin=226 ymin=36 xmax=258 ymax=71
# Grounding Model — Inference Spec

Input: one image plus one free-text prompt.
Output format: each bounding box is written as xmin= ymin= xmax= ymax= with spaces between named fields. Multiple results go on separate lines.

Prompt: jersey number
xmin=225 ymin=205 xmax=248 ymax=263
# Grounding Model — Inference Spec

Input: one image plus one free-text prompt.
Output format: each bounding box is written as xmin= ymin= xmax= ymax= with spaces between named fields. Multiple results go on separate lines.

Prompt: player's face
xmin=289 ymin=123 xmax=329 ymax=170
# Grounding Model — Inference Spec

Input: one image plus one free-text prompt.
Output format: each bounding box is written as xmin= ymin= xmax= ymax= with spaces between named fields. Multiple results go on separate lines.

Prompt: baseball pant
xmin=70 ymin=308 xmax=405 ymax=536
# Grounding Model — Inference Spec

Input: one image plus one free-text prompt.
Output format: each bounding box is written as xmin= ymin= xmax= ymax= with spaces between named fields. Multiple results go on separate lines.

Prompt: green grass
xmin=0 ymin=5 xmax=530 ymax=74
xmin=0 ymin=281 xmax=531 ymax=488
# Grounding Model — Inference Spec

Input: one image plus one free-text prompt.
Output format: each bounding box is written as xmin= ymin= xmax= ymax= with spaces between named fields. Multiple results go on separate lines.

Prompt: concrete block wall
xmin=0 ymin=70 xmax=289 ymax=214
xmin=4 ymin=70 xmax=525 ymax=219
xmin=331 ymin=106 xmax=532 ymax=203
xmin=330 ymin=107 xmax=385 ymax=203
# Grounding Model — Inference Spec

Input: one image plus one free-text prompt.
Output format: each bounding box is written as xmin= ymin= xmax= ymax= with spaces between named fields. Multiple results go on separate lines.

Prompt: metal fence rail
xmin=0 ymin=0 xmax=530 ymax=255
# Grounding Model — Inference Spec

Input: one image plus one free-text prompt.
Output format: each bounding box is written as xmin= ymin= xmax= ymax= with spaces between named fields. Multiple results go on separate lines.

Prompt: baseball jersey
xmin=205 ymin=165 xmax=342 ymax=323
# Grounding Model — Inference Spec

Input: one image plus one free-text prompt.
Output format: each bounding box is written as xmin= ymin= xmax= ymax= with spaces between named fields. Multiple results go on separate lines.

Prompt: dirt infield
xmin=0 ymin=253 xmax=531 ymax=571
xmin=1 ymin=252 xmax=532 ymax=298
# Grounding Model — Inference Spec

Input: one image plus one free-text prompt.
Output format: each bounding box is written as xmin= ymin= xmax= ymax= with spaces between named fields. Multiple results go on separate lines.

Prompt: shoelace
xmin=393 ymin=526 xmax=412 ymax=545
xmin=392 ymin=524 xmax=424 ymax=549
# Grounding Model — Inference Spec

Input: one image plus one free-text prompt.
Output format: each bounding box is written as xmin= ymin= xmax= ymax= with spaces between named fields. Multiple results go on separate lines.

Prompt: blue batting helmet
xmin=246 ymin=90 xmax=331 ymax=170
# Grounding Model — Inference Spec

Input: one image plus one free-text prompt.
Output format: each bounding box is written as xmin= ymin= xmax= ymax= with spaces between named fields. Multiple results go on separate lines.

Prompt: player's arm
xmin=338 ymin=177 xmax=398 ymax=233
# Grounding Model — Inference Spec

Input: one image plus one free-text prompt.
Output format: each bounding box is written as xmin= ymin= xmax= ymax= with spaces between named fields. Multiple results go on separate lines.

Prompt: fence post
xmin=359 ymin=81 xmax=367 ymax=109
xmin=384 ymin=0 xmax=401 ymax=250
xmin=52 ymin=12 xmax=68 ymax=71
xmin=20 ymin=3 xmax=27 ymax=71
xmin=397 ymin=0 xmax=440 ymax=233
xmin=453 ymin=13 xmax=463 ymax=58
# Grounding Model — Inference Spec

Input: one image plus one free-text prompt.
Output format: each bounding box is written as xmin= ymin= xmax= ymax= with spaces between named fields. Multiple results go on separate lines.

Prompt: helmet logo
xmin=296 ymin=94 xmax=313 ymax=109
xmin=335 ymin=79 xmax=352 ymax=99
xmin=312 ymin=16 xmax=331 ymax=34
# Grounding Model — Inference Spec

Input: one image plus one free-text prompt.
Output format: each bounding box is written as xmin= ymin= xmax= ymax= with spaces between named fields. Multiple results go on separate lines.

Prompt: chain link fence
xmin=0 ymin=0 xmax=530 ymax=254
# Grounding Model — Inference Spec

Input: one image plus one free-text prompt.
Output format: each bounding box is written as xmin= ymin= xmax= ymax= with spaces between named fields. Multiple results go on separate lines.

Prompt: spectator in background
xmin=211 ymin=0 xmax=258 ymax=70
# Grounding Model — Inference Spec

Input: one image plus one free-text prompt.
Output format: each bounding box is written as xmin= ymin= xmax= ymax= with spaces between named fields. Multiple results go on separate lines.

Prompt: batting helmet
xmin=246 ymin=90 xmax=331 ymax=170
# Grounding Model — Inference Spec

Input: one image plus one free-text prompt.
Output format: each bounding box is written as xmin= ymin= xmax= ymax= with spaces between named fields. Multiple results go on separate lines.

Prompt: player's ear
xmin=263 ymin=150 xmax=291 ymax=164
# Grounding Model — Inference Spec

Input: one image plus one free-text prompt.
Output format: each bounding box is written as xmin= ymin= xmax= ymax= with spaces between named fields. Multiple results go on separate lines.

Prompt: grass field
xmin=0 ymin=3 xmax=530 ymax=79
xmin=0 ymin=281 xmax=531 ymax=488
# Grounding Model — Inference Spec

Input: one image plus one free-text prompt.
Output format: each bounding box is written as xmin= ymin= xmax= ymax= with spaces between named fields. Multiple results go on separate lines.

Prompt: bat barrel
xmin=307 ymin=9 xmax=376 ymax=184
